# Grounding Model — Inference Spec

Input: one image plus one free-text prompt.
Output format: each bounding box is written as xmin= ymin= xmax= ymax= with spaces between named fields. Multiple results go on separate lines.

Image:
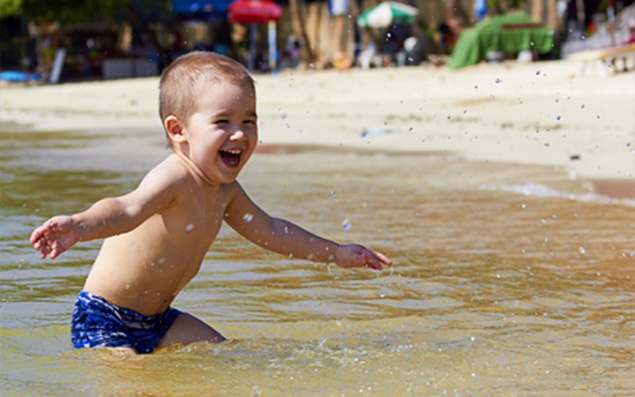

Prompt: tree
xmin=0 ymin=0 xmax=173 ymax=66
xmin=0 ymin=0 xmax=21 ymax=17
xmin=1 ymin=0 xmax=122 ymax=24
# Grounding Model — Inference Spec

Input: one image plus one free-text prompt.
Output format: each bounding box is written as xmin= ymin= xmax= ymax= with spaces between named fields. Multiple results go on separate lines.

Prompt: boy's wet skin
xmin=31 ymin=52 xmax=391 ymax=353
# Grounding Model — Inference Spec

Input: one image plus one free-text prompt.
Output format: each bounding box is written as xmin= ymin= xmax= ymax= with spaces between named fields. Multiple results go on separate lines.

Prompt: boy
xmin=30 ymin=51 xmax=392 ymax=354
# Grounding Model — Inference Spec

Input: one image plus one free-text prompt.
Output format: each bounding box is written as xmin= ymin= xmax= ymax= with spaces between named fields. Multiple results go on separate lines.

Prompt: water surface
xmin=1 ymin=127 xmax=634 ymax=396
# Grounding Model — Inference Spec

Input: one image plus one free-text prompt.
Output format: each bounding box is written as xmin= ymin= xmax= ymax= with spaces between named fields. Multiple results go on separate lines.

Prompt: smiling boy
xmin=30 ymin=51 xmax=391 ymax=354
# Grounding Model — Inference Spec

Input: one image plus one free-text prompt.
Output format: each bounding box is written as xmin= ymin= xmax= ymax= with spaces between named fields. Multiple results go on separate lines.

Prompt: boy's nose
xmin=229 ymin=129 xmax=246 ymax=141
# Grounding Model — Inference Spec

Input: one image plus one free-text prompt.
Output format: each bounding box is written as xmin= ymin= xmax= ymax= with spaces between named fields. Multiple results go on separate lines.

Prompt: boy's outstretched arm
xmin=224 ymin=183 xmax=392 ymax=270
xmin=30 ymin=163 xmax=180 ymax=260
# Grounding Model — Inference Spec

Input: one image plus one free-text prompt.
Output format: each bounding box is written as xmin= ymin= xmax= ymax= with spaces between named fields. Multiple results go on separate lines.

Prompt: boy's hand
xmin=334 ymin=244 xmax=392 ymax=271
xmin=30 ymin=216 xmax=81 ymax=260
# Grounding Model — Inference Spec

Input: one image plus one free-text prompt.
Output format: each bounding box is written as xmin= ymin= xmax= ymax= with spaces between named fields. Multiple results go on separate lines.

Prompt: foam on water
xmin=483 ymin=182 xmax=635 ymax=207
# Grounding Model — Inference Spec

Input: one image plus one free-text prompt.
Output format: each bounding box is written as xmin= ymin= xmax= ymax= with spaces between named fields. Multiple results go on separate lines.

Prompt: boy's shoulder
xmin=146 ymin=155 xmax=191 ymax=181
xmin=136 ymin=154 xmax=195 ymax=194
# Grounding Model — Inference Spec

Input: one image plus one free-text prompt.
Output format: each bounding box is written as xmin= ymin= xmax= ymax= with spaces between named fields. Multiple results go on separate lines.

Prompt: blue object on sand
xmin=361 ymin=127 xmax=398 ymax=137
xmin=0 ymin=71 xmax=41 ymax=82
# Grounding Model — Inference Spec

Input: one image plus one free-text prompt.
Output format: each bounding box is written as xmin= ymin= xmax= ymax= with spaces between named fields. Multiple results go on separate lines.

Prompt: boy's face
xmin=180 ymin=81 xmax=258 ymax=185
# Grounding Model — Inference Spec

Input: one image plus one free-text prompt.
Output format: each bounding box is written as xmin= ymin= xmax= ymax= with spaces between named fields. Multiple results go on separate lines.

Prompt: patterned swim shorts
xmin=70 ymin=291 xmax=181 ymax=354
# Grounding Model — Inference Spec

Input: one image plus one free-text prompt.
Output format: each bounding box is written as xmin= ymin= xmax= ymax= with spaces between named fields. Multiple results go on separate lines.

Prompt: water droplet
xmin=579 ymin=246 xmax=586 ymax=254
xmin=328 ymin=191 xmax=336 ymax=198
xmin=341 ymin=219 xmax=352 ymax=230
xmin=495 ymin=78 xmax=502 ymax=84
xmin=125 ymin=283 xmax=130 ymax=290
xmin=556 ymin=116 xmax=561 ymax=121
xmin=522 ymin=203 xmax=527 ymax=209
xmin=470 ymin=336 xmax=476 ymax=342
xmin=185 ymin=224 xmax=195 ymax=233
xmin=243 ymin=213 xmax=253 ymax=223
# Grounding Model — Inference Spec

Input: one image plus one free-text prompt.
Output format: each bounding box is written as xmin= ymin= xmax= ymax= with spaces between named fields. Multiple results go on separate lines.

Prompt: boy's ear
xmin=164 ymin=116 xmax=186 ymax=143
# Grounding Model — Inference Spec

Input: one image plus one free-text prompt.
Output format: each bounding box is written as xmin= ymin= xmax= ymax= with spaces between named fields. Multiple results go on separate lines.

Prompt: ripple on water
xmin=1 ymin=144 xmax=634 ymax=395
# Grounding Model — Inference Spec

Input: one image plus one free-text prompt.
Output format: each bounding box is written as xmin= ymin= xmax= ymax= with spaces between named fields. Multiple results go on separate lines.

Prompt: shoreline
xmin=1 ymin=60 xmax=634 ymax=184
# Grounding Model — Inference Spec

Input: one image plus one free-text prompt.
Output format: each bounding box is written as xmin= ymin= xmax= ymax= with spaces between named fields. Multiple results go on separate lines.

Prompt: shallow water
xmin=1 ymin=127 xmax=634 ymax=396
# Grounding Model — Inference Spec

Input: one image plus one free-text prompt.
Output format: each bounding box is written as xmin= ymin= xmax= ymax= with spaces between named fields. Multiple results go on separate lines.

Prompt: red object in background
xmin=228 ymin=0 xmax=283 ymax=24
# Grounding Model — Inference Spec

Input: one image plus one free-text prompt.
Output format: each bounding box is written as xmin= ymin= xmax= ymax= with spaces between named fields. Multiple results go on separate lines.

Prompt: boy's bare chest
xmin=166 ymin=186 xmax=229 ymax=241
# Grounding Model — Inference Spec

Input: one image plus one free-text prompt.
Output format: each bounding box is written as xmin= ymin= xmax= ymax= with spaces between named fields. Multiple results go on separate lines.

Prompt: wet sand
xmin=592 ymin=179 xmax=635 ymax=198
xmin=1 ymin=59 xmax=634 ymax=186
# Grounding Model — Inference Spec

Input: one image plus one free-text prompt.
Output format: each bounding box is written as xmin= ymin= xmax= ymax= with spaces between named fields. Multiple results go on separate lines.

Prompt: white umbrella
xmin=357 ymin=2 xmax=418 ymax=29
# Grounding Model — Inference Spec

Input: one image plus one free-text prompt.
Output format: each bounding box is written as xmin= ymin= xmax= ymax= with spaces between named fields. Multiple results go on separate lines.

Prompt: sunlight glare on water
xmin=1 ymin=129 xmax=634 ymax=396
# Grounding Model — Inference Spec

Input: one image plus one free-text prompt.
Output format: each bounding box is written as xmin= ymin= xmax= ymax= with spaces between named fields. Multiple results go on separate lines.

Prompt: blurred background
xmin=0 ymin=0 xmax=634 ymax=82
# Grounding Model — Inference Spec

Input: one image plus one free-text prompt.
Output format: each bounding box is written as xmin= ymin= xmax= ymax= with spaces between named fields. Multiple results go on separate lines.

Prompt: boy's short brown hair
xmin=159 ymin=51 xmax=255 ymax=127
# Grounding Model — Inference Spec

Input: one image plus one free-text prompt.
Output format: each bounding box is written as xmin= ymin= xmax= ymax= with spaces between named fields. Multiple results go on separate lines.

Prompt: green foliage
xmin=21 ymin=0 xmax=121 ymax=24
xmin=0 ymin=0 xmax=22 ymax=17
xmin=0 ymin=0 xmax=121 ymax=22
xmin=0 ymin=0 xmax=171 ymax=24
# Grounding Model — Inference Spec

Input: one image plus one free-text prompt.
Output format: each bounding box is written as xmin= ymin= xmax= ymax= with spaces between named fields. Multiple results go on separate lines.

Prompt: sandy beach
xmin=1 ymin=60 xmax=634 ymax=182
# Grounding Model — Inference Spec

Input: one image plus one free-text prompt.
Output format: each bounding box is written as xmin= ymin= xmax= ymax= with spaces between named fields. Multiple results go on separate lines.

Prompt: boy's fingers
xmin=30 ymin=228 xmax=43 ymax=244
xmin=367 ymin=257 xmax=383 ymax=271
xmin=365 ymin=260 xmax=379 ymax=270
xmin=374 ymin=251 xmax=392 ymax=266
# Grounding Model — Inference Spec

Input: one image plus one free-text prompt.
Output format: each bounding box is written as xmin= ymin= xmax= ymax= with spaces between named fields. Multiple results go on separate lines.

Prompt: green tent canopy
xmin=449 ymin=13 xmax=553 ymax=69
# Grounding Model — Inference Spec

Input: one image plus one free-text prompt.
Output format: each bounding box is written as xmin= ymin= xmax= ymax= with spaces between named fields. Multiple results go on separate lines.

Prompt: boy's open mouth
xmin=219 ymin=149 xmax=242 ymax=168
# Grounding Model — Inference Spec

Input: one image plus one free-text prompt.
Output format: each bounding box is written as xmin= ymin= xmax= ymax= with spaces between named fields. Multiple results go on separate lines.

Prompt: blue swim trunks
xmin=71 ymin=291 xmax=181 ymax=354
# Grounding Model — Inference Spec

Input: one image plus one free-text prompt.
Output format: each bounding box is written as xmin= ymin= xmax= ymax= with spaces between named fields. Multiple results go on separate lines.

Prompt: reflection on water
xmin=1 ymin=129 xmax=634 ymax=396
